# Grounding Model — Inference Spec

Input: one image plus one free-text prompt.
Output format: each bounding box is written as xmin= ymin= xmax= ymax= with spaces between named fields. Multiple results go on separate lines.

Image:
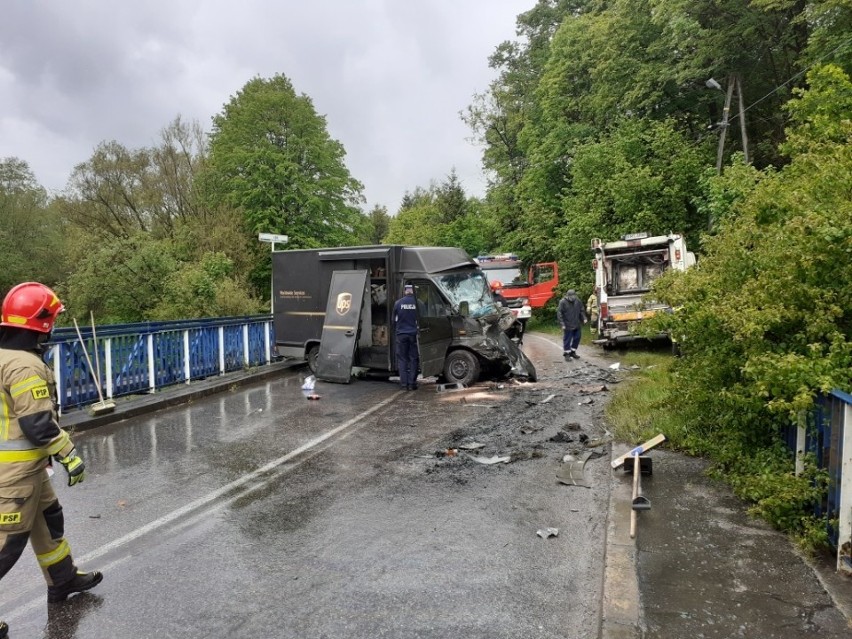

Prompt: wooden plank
xmin=611 ymin=434 xmax=666 ymax=469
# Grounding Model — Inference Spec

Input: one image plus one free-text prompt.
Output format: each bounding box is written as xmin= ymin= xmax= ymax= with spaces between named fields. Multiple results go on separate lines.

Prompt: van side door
xmin=316 ymin=270 xmax=368 ymax=383
xmin=411 ymin=280 xmax=453 ymax=378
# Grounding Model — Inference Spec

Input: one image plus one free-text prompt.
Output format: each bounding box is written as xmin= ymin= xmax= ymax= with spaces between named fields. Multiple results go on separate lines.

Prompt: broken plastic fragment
xmin=609 ymin=362 xmax=621 ymax=370
xmin=301 ymin=375 xmax=316 ymax=390
xmin=536 ymin=527 xmax=559 ymax=539
xmin=469 ymin=454 xmax=511 ymax=465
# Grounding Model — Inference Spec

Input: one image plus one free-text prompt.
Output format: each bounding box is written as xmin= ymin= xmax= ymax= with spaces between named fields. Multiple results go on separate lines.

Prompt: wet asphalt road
xmin=2 ymin=335 xmax=612 ymax=639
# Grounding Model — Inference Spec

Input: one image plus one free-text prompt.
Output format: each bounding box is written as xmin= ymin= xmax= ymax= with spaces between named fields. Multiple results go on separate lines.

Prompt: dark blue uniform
xmin=393 ymin=289 xmax=420 ymax=390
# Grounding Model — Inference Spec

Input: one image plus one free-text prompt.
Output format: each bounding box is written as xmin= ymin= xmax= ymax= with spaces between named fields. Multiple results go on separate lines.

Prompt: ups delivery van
xmin=272 ymin=245 xmax=536 ymax=385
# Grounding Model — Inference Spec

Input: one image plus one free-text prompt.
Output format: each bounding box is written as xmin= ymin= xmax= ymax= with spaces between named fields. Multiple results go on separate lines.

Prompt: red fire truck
xmin=474 ymin=254 xmax=559 ymax=308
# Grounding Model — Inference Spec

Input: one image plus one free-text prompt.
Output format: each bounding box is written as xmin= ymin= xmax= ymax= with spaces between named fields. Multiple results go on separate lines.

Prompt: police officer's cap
xmin=404 ymin=283 xmax=414 ymax=293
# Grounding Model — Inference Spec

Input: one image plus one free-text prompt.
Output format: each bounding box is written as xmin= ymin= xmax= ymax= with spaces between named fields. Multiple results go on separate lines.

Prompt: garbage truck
xmin=272 ymin=245 xmax=537 ymax=385
xmin=591 ymin=232 xmax=695 ymax=348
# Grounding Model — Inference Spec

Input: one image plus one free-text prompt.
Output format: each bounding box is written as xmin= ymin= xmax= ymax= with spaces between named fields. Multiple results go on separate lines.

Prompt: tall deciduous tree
xmin=652 ymin=65 xmax=852 ymax=452
xmin=201 ymin=74 xmax=366 ymax=249
xmin=0 ymin=158 xmax=67 ymax=295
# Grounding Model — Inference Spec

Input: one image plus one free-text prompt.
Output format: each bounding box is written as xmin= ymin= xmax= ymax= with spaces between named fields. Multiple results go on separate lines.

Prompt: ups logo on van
xmin=336 ymin=293 xmax=352 ymax=316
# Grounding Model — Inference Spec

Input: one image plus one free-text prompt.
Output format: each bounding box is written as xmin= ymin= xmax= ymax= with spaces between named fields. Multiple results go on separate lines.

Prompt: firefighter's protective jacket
xmin=0 ymin=348 xmax=74 ymax=486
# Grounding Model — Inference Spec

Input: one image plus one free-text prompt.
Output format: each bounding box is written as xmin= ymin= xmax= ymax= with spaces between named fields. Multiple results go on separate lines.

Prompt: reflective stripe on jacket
xmin=0 ymin=347 xmax=72 ymax=483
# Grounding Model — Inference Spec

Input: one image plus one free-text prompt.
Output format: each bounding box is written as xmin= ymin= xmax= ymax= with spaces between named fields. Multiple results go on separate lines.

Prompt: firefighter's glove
xmin=57 ymin=450 xmax=86 ymax=486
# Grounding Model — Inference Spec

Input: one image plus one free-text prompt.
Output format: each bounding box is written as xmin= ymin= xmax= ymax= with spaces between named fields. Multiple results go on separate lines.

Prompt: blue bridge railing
xmin=785 ymin=389 xmax=852 ymax=574
xmin=46 ymin=315 xmax=275 ymax=414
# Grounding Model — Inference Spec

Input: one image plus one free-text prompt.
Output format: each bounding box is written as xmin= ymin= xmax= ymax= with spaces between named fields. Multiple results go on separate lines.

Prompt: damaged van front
xmin=430 ymin=267 xmax=537 ymax=385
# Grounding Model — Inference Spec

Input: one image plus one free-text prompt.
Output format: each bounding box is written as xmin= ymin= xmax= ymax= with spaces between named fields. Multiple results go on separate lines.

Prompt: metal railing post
xmin=243 ymin=324 xmax=250 ymax=367
xmin=105 ymin=337 xmax=114 ymax=399
xmin=147 ymin=334 xmax=156 ymax=393
xmin=52 ymin=344 xmax=63 ymax=416
xmin=183 ymin=330 xmax=191 ymax=384
xmin=838 ymin=395 xmax=852 ymax=575
xmin=218 ymin=326 xmax=225 ymax=375
xmin=265 ymin=321 xmax=271 ymax=364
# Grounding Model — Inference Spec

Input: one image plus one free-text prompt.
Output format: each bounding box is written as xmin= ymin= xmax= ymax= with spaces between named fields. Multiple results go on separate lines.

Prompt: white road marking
xmin=80 ymin=392 xmax=402 ymax=562
xmin=4 ymin=392 xmax=402 ymax=619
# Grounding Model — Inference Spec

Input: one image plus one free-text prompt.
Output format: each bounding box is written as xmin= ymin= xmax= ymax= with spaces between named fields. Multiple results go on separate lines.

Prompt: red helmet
xmin=490 ymin=280 xmax=503 ymax=291
xmin=1 ymin=282 xmax=65 ymax=333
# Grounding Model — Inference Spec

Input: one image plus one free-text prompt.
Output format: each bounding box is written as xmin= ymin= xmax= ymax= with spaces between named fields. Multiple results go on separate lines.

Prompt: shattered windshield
xmin=435 ymin=270 xmax=495 ymax=317
xmin=481 ymin=266 xmax=524 ymax=285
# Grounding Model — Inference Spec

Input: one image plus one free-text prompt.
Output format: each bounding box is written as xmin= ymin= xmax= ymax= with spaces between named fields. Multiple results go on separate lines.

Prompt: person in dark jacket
xmin=557 ymin=288 xmax=587 ymax=359
xmin=392 ymin=283 xmax=420 ymax=390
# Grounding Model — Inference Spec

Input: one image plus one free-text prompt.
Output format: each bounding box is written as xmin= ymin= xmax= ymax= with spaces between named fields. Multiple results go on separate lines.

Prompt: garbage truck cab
xmin=273 ymin=245 xmax=536 ymax=386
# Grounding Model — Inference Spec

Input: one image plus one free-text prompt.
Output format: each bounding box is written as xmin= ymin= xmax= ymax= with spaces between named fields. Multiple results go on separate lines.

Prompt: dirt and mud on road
xmin=362 ymin=333 xmax=627 ymax=639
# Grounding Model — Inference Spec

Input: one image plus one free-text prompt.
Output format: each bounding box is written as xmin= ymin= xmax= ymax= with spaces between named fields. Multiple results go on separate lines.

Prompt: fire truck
xmin=475 ymin=254 xmax=559 ymax=342
xmin=591 ymin=232 xmax=695 ymax=347
xmin=474 ymin=254 xmax=559 ymax=309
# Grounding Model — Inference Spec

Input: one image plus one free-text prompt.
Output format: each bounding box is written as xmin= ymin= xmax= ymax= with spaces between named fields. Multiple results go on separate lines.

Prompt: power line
xmin=728 ymin=32 xmax=852 ymax=125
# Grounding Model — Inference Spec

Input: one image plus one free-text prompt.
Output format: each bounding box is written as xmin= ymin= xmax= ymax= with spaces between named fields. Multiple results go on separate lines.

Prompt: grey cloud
xmin=0 ymin=0 xmax=529 ymax=211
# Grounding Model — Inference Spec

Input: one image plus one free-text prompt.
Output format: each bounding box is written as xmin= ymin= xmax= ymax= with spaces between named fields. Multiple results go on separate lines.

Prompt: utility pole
xmin=715 ymin=75 xmax=736 ymax=176
xmin=715 ymin=73 xmax=750 ymax=174
xmin=735 ymin=74 xmax=749 ymax=165
xmin=709 ymin=73 xmax=750 ymax=230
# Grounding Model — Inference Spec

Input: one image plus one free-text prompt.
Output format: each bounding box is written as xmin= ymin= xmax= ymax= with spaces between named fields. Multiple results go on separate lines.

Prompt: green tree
xmin=652 ymin=65 xmax=852 ymax=455
xmin=201 ymin=74 xmax=366 ymax=249
xmin=0 ymin=158 xmax=67 ymax=295
xmin=366 ymin=205 xmax=391 ymax=244
xmin=553 ymin=118 xmax=710 ymax=290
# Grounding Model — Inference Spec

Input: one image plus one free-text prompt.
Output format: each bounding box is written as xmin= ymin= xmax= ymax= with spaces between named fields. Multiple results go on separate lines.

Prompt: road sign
xmin=258 ymin=233 xmax=289 ymax=244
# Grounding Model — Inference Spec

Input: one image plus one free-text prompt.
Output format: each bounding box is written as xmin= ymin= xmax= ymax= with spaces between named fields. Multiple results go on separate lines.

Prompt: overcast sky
xmin=0 ymin=0 xmax=531 ymax=213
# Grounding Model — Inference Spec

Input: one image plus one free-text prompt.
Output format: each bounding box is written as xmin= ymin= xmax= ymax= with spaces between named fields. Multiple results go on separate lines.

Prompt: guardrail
xmin=787 ymin=389 xmax=852 ymax=575
xmin=46 ymin=315 xmax=275 ymax=414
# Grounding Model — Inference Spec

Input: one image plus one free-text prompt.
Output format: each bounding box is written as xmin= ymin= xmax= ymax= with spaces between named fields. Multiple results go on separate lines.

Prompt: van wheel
xmin=443 ymin=350 xmax=480 ymax=386
xmin=306 ymin=345 xmax=320 ymax=374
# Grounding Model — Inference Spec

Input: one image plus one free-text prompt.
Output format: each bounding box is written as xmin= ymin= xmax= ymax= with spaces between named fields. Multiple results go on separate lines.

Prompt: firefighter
xmin=0 ymin=283 xmax=102 ymax=637
xmin=586 ymin=287 xmax=599 ymax=334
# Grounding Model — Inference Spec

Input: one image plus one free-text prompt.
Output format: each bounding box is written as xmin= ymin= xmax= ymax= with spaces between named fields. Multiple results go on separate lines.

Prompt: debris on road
xmin=556 ymin=451 xmax=595 ymax=488
xmin=521 ymin=422 xmax=544 ymax=434
xmin=305 ymin=393 xmax=321 ymax=400
xmin=578 ymin=385 xmax=608 ymax=395
xmin=608 ymin=362 xmax=621 ymax=370
xmin=457 ymin=441 xmax=486 ymax=450
xmin=436 ymin=382 xmax=467 ymax=392
xmin=435 ymin=448 xmax=459 ymax=458
xmin=550 ymin=431 xmax=575 ymax=443
xmin=578 ymin=398 xmax=594 ymax=405
xmin=536 ymin=527 xmax=559 ymax=539
xmin=540 ymin=394 xmax=556 ymax=404
xmin=301 ymin=375 xmax=316 ymax=390
xmin=469 ymin=454 xmax=511 ymax=465
xmin=509 ymin=449 xmax=545 ymax=462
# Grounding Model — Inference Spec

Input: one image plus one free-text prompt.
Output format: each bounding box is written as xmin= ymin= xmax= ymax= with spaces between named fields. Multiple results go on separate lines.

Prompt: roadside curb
xmin=61 ymin=360 xmax=302 ymax=433
xmin=601 ymin=443 xmax=641 ymax=639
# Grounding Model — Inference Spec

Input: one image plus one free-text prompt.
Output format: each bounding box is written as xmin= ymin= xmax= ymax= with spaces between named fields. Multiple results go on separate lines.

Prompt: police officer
xmin=0 ymin=283 xmax=102 ymax=637
xmin=392 ymin=283 xmax=420 ymax=391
